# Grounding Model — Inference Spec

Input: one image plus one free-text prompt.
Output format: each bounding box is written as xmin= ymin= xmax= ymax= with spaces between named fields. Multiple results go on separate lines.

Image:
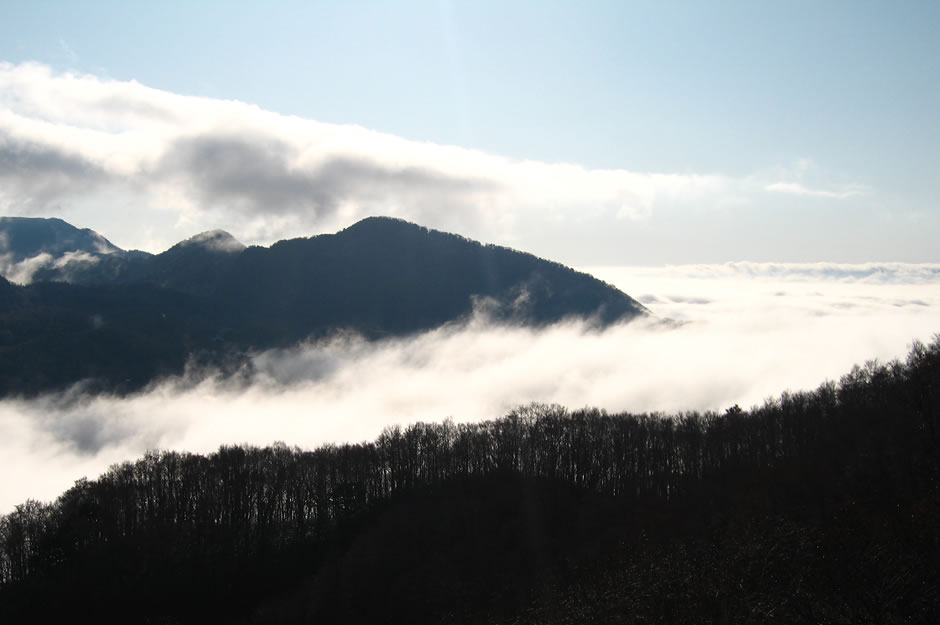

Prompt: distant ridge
xmin=0 ymin=216 xmax=122 ymax=262
xmin=0 ymin=215 xmax=648 ymax=395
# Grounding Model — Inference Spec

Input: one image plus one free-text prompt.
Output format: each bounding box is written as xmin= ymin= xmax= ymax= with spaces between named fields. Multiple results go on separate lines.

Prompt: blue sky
xmin=0 ymin=1 xmax=937 ymax=263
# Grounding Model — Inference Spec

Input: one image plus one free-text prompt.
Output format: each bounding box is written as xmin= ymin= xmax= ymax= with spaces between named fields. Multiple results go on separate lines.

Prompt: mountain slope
xmin=210 ymin=217 xmax=647 ymax=343
xmin=0 ymin=216 xmax=135 ymax=285
xmin=27 ymin=216 xmax=647 ymax=331
xmin=0 ymin=216 xmax=122 ymax=262
xmin=0 ymin=216 xmax=648 ymax=395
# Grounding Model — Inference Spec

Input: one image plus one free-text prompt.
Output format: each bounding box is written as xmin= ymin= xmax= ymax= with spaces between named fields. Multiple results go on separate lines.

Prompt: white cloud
xmin=0 ymin=249 xmax=102 ymax=285
xmin=0 ymin=251 xmax=54 ymax=284
xmin=765 ymin=181 xmax=863 ymax=199
xmin=1 ymin=263 xmax=937 ymax=513
xmin=0 ymin=62 xmax=745 ymax=252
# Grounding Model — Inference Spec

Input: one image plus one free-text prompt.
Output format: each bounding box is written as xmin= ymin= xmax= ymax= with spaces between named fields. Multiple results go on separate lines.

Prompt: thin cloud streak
xmin=1 ymin=264 xmax=937 ymax=513
xmin=765 ymin=181 xmax=864 ymax=199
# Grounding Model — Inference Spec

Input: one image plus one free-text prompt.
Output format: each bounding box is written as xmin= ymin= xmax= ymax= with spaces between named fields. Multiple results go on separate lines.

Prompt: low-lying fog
xmin=2 ymin=262 xmax=938 ymax=512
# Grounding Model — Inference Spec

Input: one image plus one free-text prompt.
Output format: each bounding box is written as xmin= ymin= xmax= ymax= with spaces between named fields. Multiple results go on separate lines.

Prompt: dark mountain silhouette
xmin=0 ymin=216 xmax=151 ymax=286
xmin=0 ymin=216 xmax=123 ymax=262
xmin=0 ymin=216 xmax=648 ymax=395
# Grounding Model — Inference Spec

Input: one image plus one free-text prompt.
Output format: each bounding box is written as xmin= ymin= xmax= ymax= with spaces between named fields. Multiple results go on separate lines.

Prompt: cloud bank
xmin=0 ymin=62 xmax=733 ymax=252
xmin=0 ymin=61 xmax=872 ymax=260
xmin=1 ymin=263 xmax=937 ymax=513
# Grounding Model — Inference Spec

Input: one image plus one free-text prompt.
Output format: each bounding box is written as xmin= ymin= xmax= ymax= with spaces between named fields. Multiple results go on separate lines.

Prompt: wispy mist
xmin=1 ymin=263 xmax=937 ymax=512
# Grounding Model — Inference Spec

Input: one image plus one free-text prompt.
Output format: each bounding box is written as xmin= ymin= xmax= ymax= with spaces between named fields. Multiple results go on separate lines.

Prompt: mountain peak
xmin=0 ymin=216 xmax=122 ymax=261
xmin=177 ymin=230 xmax=245 ymax=253
xmin=340 ymin=215 xmax=423 ymax=233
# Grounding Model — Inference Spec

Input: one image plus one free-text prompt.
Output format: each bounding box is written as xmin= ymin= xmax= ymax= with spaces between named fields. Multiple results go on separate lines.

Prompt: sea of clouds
xmin=1 ymin=262 xmax=937 ymax=513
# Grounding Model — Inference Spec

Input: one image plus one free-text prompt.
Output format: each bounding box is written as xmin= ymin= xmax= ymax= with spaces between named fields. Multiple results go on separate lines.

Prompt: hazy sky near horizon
xmin=0 ymin=1 xmax=937 ymax=264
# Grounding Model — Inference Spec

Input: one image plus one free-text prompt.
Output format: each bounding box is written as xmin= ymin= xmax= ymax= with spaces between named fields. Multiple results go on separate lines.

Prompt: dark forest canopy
xmin=1 ymin=335 xmax=938 ymax=624
xmin=0 ymin=216 xmax=648 ymax=397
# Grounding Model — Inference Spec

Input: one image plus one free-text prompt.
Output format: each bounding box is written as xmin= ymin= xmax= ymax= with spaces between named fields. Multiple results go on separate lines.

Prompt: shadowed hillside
xmin=0 ymin=216 xmax=123 ymax=263
xmin=0 ymin=216 xmax=648 ymax=396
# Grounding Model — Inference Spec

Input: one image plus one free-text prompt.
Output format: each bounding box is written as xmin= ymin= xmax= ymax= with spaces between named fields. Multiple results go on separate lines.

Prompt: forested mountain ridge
xmin=0 ymin=216 xmax=648 ymax=396
xmin=0 ymin=216 xmax=124 ymax=262
xmin=1 ymin=336 xmax=938 ymax=624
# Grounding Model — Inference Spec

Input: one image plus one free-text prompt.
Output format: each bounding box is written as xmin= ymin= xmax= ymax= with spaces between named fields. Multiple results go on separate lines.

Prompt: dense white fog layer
xmin=2 ymin=263 xmax=939 ymax=512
